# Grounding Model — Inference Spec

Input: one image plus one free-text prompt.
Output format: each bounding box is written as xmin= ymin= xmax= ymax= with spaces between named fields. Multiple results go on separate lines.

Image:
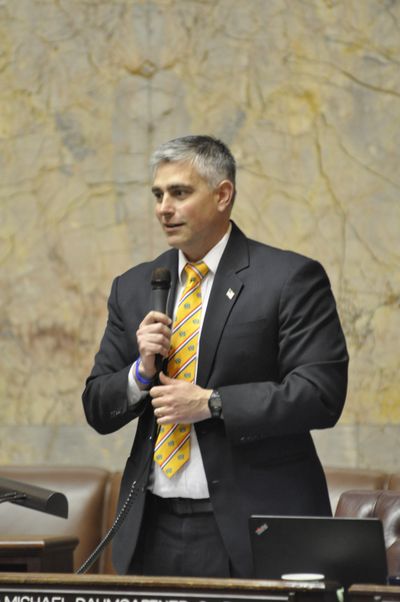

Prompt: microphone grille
xmin=151 ymin=267 xmax=171 ymax=289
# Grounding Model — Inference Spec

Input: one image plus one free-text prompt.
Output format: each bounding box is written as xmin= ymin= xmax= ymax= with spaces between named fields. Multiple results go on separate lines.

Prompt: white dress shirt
xmin=127 ymin=224 xmax=232 ymax=498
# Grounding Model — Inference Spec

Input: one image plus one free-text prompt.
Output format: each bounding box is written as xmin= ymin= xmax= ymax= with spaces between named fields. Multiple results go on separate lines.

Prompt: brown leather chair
xmin=0 ymin=466 xmax=110 ymax=572
xmin=335 ymin=489 xmax=400 ymax=576
xmin=99 ymin=470 xmax=122 ymax=574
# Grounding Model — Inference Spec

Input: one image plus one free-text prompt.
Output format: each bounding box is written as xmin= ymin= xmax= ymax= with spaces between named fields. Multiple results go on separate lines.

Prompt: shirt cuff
xmin=127 ymin=362 xmax=149 ymax=408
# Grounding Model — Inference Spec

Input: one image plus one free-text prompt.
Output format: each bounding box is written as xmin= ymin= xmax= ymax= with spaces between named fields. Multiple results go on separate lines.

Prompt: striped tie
xmin=154 ymin=261 xmax=209 ymax=478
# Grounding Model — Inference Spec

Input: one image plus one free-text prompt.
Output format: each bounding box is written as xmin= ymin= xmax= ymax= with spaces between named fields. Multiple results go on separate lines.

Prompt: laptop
xmin=249 ymin=515 xmax=388 ymax=588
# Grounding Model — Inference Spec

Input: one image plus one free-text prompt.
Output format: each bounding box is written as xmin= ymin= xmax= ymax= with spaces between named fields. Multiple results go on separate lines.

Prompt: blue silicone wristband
xmin=135 ymin=359 xmax=154 ymax=386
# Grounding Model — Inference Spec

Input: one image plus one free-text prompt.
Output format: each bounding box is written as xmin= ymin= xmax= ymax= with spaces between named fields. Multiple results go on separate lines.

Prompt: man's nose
xmin=158 ymin=194 xmax=174 ymax=214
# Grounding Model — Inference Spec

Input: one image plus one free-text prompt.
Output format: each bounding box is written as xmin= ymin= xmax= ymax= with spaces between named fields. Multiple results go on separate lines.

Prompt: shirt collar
xmin=178 ymin=222 xmax=232 ymax=283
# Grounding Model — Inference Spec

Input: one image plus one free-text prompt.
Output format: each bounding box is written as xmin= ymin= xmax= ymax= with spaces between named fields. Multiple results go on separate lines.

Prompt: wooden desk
xmin=0 ymin=537 xmax=79 ymax=573
xmin=348 ymin=584 xmax=400 ymax=602
xmin=0 ymin=573 xmax=339 ymax=602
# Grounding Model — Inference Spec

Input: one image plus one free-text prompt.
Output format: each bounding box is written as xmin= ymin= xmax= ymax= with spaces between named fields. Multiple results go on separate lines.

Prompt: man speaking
xmin=82 ymin=135 xmax=348 ymax=578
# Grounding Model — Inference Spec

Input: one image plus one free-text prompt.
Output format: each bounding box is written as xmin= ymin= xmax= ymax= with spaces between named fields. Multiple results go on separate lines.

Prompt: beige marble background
xmin=0 ymin=0 xmax=399 ymax=471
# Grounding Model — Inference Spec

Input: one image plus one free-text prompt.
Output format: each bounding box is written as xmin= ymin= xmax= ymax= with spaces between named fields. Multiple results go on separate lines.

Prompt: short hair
xmin=150 ymin=135 xmax=236 ymax=193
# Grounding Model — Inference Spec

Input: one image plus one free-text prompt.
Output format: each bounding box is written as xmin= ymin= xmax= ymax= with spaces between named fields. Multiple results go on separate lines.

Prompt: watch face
xmin=209 ymin=392 xmax=222 ymax=417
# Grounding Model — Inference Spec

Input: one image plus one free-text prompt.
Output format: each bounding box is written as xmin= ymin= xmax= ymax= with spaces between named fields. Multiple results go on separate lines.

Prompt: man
xmin=82 ymin=135 xmax=348 ymax=578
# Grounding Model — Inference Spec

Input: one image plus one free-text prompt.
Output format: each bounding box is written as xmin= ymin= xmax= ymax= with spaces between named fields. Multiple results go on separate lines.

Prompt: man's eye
xmin=174 ymin=188 xmax=190 ymax=198
xmin=153 ymin=191 xmax=163 ymax=201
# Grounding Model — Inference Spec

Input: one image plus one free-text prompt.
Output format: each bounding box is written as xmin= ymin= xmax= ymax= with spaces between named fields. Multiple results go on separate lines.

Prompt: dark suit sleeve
xmin=220 ymin=259 xmax=348 ymax=445
xmin=82 ymin=276 xmax=147 ymax=435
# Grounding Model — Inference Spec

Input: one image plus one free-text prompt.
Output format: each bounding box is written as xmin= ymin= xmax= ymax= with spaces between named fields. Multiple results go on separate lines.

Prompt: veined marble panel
xmin=0 ymin=0 xmax=399 ymax=469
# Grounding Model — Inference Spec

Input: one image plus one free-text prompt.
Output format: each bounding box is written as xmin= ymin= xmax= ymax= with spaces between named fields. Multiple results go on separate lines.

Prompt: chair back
xmin=335 ymin=489 xmax=400 ymax=576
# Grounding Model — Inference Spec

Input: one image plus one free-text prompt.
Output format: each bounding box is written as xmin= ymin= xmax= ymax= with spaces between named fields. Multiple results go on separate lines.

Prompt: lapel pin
xmin=226 ymin=288 xmax=235 ymax=300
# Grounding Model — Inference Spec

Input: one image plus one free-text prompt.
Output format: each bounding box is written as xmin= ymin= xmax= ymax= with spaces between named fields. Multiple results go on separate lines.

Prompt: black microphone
xmin=151 ymin=267 xmax=171 ymax=374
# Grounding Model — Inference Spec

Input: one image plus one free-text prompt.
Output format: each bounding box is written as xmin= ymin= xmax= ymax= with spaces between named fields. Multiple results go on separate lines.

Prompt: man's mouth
xmin=164 ymin=223 xmax=184 ymax=230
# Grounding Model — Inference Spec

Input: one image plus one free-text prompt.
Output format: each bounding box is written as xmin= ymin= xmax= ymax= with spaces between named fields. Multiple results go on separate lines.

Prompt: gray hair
xmin=150 ymin=135 xmax=236 ymax=193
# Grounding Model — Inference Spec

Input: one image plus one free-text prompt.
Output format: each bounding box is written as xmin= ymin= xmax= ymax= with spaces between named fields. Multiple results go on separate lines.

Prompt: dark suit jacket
xmin=82 ymin=222 xmax=348 ymax=577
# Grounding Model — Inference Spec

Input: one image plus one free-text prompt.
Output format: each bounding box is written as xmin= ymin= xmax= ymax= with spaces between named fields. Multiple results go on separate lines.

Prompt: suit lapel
xmin=197 ymin=223 xmax=249 ymax=388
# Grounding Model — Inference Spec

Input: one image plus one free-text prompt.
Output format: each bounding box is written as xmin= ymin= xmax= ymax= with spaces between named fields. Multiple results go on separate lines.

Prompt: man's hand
xmin=150 ymin=372 xmax=213 ymax=424
xmin=136 ymin=311 xmax=172 ymax=379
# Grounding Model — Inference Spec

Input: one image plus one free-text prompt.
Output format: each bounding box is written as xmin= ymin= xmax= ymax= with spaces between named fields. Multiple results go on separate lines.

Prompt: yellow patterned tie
xmin=154 ymin=261 xmax=209 ymax=478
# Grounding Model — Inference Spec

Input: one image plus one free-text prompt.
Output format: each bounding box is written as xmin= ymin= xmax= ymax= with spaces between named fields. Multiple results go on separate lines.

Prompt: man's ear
xmin=216 ymin=180 xmax=234 ymax=212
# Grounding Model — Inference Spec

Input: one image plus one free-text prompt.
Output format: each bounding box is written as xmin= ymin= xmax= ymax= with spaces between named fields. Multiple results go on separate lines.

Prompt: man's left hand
xmin=150 ymin=372 xmax=212 ymax=424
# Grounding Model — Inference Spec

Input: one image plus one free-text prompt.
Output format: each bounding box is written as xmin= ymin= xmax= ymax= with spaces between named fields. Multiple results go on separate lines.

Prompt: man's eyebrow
xmin=151 ymin=184 xmax=193 ymax=193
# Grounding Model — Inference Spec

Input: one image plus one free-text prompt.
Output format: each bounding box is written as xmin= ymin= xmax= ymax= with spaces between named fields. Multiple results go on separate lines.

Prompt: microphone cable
xmin=76 ymin=447 xmax=153 ymax=575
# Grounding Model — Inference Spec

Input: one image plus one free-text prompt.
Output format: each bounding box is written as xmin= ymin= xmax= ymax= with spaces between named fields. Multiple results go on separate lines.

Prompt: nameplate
xmin=0 ymin=588 xmax=290 ymax=602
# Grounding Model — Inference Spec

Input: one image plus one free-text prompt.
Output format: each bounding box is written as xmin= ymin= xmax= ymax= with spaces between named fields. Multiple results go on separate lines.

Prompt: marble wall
xmin=0 ymin=0 xmax=399 ymax=471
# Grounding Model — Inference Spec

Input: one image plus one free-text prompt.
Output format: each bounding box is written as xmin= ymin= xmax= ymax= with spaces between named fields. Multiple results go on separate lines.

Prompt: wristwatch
xmin=208 ymin=390 xmax=222 ymax=419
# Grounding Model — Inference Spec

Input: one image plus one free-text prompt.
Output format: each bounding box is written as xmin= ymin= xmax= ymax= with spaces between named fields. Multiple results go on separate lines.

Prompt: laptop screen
xmin=249 ymin=515 xmax=388 ymax=588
